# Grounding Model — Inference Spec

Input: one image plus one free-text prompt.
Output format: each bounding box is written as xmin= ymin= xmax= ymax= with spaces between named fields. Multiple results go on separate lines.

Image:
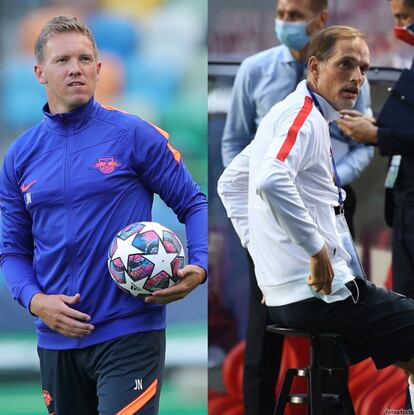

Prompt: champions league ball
xmin=108 ymin=221 xmax=186 ymax=296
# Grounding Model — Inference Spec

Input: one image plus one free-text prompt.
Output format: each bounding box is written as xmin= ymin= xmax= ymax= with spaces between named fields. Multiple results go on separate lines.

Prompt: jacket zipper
xmin=60 ymin=114 xmax=81 ymax=348
xmin=62 ymin=115 xmax=82 ymax=348
xmin=62 ymin=115 xmax=71 ymax=290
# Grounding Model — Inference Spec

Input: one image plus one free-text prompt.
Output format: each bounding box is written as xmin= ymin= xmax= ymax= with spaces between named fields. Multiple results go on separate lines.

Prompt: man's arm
xmin=130 ymin=121 xmax=207 ymax=304
xmin=255 ymin=118 xmax=333 ymax=294
xmin=221 ymin=60 xmax=256 ymax=167
xmin=219 ymin=140 xmax=334 ymax=293
xmin=0 ymin=148 xmax=93 ymax=337
xmin=377 ymin=127 xmax=414 ymax=156
xmin=0 ymin=148 xmax=41 ymax=308
xmin=255 ymin=158 xmax=325 ymax=257
xmin=217 ymin=145 xmax=251 ymax=248
xmin=337 ymin=113 xmax=414 ymax=155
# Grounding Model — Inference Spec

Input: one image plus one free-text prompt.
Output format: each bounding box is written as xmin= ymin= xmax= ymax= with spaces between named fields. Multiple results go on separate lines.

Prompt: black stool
xmin=267 ymin=325 xmax=355 ymax=415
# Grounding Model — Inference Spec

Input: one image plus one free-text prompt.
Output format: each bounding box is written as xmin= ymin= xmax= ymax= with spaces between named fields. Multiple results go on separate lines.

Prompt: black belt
xmin=334 ymin=205 xmax=343 ymax=215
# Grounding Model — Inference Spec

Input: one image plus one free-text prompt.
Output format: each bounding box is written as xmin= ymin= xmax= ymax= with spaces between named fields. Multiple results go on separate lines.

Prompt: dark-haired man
xmin=338 ymin=0 xmax=414 ymax=300
xmin=337 ymin=2 xmax=414 ymax=407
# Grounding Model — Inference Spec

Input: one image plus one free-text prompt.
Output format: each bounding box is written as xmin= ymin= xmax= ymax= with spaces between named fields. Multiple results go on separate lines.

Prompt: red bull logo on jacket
xmin=93 ymin=157 xmax=121 ymax=174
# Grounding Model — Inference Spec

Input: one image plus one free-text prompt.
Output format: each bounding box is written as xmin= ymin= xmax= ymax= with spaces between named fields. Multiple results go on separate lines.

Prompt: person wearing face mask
xmin=337 ymin=4 xmax=414 ymax=408
xmin=220 ymin=1 xmax=373 ymax=414
xmin=337 ymin=0 xmax=414 ymax=301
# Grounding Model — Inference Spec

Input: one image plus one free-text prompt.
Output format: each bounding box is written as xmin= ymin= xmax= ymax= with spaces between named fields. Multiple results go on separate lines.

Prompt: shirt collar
xmin=300 ymin=81 xmax=340 ymax=123
xmin=313 ymin=91 xmax=341 ymax=123
xmin=279 ymin=44 xmax=298 ymax=63
xmin=43 ymin=97 xmax=97 ymax=133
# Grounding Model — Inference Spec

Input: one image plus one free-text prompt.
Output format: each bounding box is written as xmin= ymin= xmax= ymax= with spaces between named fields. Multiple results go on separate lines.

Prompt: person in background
xmin=337 ymin=0 xmax=414 ymax=300
xmin=220 ymin=1 xmax=372 ymax=413
xmin=337 ymin=3 xmax=414 ymax=407
xmin=0 ymin=16 xmax=207 ymax=415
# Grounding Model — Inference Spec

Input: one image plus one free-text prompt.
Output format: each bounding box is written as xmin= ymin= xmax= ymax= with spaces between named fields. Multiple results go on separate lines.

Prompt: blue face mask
xmin=275 ymin=18 xmax=311 ymax=50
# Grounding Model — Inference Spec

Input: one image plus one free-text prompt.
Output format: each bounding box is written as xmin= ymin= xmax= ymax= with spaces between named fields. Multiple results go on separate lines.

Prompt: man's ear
xmin=317 ymin=9 xmax=328 ymax=30
xmin=308 ymin=56 xmax=320 ymax=78
xmin=34 ymin=65 xmax=47 ymax=84
xmin=96 ymin=61 xmax=102 ymax=81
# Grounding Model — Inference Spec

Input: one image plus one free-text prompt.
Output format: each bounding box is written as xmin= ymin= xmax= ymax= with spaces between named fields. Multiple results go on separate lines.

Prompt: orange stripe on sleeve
xmin=116 ymin=379 xmax=158 ymax=415
xmin=167 ymin=143 xmax=181 ymax=163
xmin=147 ymin=122 xmax=170 ymax=140
xmin=275 ymin=96 xmax=313 ymax=162
xmin=101 ymin=104 xmax=181 ymax=163
xmin=147 ymin=122 xmax=181 ymax=163
xmin=101 ymin=104 xmax=129 ymax=114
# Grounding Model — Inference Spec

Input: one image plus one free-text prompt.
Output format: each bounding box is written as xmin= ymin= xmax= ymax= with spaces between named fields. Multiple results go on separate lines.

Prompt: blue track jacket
xmin=0 ymin=98 xmax=207 ymax=350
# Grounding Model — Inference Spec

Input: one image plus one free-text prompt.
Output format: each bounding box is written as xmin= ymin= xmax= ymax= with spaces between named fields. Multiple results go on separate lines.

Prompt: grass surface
xmin=0 ymin=323 xmax=207 ymax=414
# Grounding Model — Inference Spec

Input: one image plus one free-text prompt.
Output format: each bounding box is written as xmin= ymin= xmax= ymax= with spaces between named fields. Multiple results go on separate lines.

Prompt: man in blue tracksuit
xmin=0 ymin=16 xmax=207 ymax=415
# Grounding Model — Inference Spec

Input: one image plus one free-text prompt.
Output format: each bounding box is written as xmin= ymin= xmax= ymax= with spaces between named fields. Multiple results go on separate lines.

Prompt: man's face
xmin=276 ymin=0 xmax=325 ymax=34
xmin=389 ymin=0 xmax=414 ymax=27
xmin=35 ymin=32 xmax=101 ymax=114
xmin=309 ymin=38 xmax=370 ymax=111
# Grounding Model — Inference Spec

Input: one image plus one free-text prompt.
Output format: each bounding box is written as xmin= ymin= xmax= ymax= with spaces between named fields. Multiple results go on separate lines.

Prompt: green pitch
xmin=0 ymin=324 xmax=207 ymax=414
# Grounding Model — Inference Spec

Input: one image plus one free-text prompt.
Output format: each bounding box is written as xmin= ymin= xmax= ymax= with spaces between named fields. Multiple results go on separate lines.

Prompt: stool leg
xmin=333 ymin=370 xmax=356 ymax=415
xmin=274 ymin=369 xmax=296 ymax=415
xmin=308 ymin=366 xmax=322 ymax=415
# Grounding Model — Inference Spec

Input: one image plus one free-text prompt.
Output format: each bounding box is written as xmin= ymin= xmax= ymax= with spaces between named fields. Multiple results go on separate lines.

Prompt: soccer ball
xmin=107 ymin=221 xmax=186 ymax=296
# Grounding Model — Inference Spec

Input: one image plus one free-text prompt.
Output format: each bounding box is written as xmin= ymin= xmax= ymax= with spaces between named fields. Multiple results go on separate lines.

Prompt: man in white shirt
xmin=219 ymin=25 xmax=414 ymax=407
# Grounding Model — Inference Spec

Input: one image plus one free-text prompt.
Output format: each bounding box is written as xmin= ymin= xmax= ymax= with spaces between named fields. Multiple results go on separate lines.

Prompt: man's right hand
xmin=337 ymin=110 xmax=378 ymax=144
xmin=307 ymin=244 xmax=334 ymax=295
xmin=29 ymin=293 xmax=94 ymax=338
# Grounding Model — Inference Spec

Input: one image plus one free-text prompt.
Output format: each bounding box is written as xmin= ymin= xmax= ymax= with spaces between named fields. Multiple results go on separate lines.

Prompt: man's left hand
xmin=144 ymin=265 xmax=206 ymax=304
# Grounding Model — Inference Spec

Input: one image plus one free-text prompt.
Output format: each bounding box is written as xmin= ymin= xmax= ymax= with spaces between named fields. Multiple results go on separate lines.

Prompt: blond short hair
xmin=34 ymin=15 xmax=98 ymax=63
xmin=308 ymin=25 xmax=366 ymax=62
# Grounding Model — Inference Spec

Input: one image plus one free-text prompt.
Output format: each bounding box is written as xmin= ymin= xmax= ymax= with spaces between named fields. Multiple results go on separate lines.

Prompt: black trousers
xmin=245 ymin=253 xmax=348 ymax=415
xmin=269 ymin=279 xmax=414 ymax=370
xmin=38 ymin=331 xmax=165 ymax=415
xmin=244 ymin=252 xmax=283 ymax=415
xmin=392 ymin=202 xmax=414 ymax=299
xmin=392 ymin=202 xmax=414 ymax=410
xmin=243 ymin=183 xmax=356 ymax=414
